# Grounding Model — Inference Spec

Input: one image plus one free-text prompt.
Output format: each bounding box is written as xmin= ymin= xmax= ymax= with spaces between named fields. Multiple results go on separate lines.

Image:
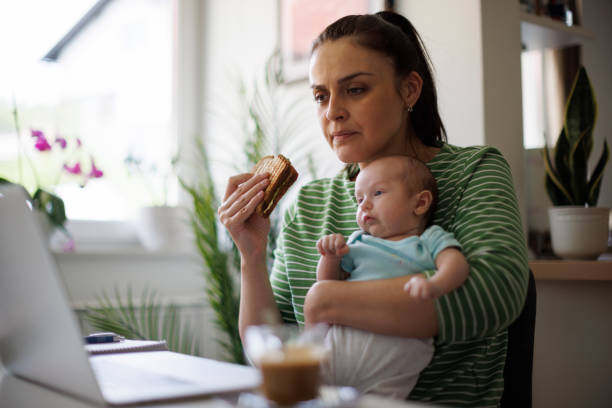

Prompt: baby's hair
xmin=398 ymin=156 xmax=438 ymax=227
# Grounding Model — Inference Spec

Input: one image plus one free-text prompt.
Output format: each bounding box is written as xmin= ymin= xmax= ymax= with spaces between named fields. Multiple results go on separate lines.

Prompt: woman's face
xmin=309 ymin=37 xmax=411 ymax=165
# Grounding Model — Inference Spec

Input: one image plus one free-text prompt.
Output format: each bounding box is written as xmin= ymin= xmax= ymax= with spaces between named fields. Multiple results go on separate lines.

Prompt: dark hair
xmin=402 ymin=156 xmax=438 ymax=227
xmin=311 ymin=11 xmax=446 ymax=148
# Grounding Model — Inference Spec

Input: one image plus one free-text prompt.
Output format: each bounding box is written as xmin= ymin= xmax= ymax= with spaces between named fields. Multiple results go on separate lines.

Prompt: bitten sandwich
xmin=252 ymin=154 xmax=298 ymax=218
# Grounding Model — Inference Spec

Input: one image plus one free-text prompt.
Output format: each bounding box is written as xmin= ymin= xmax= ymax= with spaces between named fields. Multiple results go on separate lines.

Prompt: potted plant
xmin=1 ymin=101 xmax=104 ymax=251
xmin=542 ymin=66 xmax=609 ymax=259
xmin=123 ymin=153 xmax=194 ymax=252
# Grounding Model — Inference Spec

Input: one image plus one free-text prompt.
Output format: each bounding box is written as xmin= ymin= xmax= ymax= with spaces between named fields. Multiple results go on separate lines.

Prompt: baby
xmin=316 ymin=155 xmax=469 ymax=398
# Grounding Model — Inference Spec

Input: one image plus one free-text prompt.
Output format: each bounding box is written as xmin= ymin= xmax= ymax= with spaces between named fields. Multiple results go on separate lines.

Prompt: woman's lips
xmin=331 ymin=130 xmax=356 ymax=143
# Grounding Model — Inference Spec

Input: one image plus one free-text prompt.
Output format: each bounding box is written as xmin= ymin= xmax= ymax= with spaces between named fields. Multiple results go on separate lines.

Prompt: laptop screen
xmin=0 ymin=185 xmax=105 ymax=404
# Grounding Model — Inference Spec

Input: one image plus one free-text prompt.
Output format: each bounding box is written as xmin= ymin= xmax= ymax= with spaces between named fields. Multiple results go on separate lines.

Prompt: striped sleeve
xmin=427 ymin=147 xmax=529 ymax=343
xmin=270 ymin=202 xmax=298 ymax=324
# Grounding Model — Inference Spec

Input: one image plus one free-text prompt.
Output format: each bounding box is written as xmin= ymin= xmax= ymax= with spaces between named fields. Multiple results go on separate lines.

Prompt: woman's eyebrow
xmin=310 ymin=72 xmax=375 ymax=89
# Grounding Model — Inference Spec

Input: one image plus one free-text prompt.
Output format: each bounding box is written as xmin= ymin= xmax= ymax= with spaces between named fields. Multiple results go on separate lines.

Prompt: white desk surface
xmin=0 ymin=370 xmax=429 ymax=408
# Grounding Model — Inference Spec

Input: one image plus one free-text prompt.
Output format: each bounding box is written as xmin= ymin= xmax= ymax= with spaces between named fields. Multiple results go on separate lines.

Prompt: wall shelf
xmin=520 ymin=11 xmax=594 ymax=50
xmin=530 ymin=259 xmax=612 ymax=280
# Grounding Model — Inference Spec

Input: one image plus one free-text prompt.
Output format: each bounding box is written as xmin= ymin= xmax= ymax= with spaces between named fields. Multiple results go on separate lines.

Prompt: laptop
xmin=0 ymin=184 xmax=260 ymax=405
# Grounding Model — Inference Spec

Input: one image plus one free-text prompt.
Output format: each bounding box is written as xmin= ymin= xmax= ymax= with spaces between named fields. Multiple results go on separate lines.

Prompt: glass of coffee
xmin=244 ymin=324 xmax=328 ymax=406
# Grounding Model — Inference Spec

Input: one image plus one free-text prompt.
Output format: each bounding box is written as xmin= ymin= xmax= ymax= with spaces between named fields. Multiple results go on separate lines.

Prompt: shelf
xmin=530 ymin=260 xmax=612 ymax=281
xmin=520 ymin=11 xmax=594 ymax=50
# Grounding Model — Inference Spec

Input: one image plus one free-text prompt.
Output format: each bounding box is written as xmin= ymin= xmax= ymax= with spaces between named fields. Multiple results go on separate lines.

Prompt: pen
xmin=84 ymin=332 xmax=125 ymax=344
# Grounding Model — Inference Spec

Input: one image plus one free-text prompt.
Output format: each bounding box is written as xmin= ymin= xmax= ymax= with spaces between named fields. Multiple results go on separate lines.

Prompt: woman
xmin=218 ymin=11 xmax=528 ymax=407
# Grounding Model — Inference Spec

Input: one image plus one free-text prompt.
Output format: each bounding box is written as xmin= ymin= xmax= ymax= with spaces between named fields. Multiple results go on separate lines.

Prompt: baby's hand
xmin=317 ymin=233 xmax=349 ymax=257
xmin=403 ymin=276 xmax=441 ymax=300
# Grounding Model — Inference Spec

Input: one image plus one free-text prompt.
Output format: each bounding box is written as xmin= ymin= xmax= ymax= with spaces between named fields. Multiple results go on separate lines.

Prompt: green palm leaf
xmin=83 ymin=287 xmax=199 ymax=356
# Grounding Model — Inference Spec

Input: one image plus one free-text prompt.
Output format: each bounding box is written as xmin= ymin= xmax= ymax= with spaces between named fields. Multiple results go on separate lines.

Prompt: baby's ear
xmin=413 ymin=190 xmax=433 ymax=216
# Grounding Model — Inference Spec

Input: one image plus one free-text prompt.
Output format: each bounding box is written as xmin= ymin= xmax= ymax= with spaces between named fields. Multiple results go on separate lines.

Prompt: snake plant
xmin=542 ymin=66 xmax=609 ymax=206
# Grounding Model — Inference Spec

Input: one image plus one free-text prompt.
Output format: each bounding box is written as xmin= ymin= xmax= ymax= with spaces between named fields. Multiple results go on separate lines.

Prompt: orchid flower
xmin=31 ymin=129 xmax=52 ymax=151
xmin=63 ymin=162 xmax=82 ymax=175
xmin=54 ymin=136 xmax=67 ymax=149
xmin=89 ymin=159 xmax=104 ymax=178
xmin=63 ymin=239 xmax=75 ymax=252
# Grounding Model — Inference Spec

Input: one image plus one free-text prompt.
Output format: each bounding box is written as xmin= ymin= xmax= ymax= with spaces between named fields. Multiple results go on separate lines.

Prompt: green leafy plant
xmin=180 ymin=139 xmax=244 ymax=364
xmin=542 ymin=66 xmax=609 ymax=206
xmin=84 ymin=287 xmax=199 ymax=355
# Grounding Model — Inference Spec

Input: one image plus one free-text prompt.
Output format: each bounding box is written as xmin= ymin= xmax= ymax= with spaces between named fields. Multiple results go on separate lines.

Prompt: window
xmin=521 ymin=45 xmax=581 ymax=149
xmin=0 ymin=0 xmax=175 ymax=222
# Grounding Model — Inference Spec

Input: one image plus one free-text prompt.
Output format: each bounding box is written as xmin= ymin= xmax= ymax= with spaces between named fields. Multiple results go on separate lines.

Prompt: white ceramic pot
xmin=548 ymin=206 xmax=610 ymax=260
xmin=136 ymin=205 xmax=193 ymax=252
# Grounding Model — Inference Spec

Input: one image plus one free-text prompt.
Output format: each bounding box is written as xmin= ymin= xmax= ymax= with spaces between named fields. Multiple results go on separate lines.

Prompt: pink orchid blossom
xmin=63 ymin=239 xmax=75 ymax=252
xmin=76 ymin=138 xmax=82 ymax=147
xmin=31 ymin=129 xmax=52 ymax=151
xmin=30 ymin=129 xmax=44 ymax=138
xmin=34 ymin=137 xmax=52 ymax=151
xmin=63 ymin=162 xmax=82 ymax=175
xmin=54 ymin=136 xmax=67 ymax=149
xmin=89 ymin=159 xmax=104 ymax=178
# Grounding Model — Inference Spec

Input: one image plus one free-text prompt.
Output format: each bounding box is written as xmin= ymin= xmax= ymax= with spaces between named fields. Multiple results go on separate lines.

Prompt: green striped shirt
xmin=270 ymin=144 xmax=529 ymax=407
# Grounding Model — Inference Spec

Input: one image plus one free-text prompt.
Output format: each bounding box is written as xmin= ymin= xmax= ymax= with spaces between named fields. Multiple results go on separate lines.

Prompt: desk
xmin=528 ymin=260 xmax=612 ymax=408
xmin=0 ymin=371 xmax=429 ymax=408
xmin=530 ymin=259 xmax=612 ymax=280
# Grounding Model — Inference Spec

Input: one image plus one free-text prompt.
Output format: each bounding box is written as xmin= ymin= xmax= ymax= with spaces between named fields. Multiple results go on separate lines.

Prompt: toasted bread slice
xmin=252 ymin=154 xmax=298 ymax=217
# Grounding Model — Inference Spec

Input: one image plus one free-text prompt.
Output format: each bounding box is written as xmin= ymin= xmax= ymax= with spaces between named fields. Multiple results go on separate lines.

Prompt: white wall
xmin=582 ymin=0 xmax=612 ymax=210
xmin=397 ymin=0 xmax=486 ymax=148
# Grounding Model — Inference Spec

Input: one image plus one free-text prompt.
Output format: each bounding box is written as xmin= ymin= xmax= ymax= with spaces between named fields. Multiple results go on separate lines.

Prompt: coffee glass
xmin=244 ymin=324 xmax=328 ymax=406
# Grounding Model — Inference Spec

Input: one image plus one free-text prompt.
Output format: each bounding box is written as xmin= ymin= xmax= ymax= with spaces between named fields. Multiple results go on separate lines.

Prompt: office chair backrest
xmin=500 ymin=269 xmax=537 ymax=408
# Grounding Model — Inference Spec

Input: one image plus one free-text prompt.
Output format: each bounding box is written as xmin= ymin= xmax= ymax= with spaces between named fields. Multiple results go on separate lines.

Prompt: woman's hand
xmin=218 ymin=172 xmax=270 ymax=259
xmin=403 ymin=276 xmax=441 ymax=300
xmin=219 ymin=172 xmax=283 ymax=339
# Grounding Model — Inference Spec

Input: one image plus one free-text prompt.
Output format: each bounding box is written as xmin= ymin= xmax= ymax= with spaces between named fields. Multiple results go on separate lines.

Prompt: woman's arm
xmin=431 ymin=148 xmax=528 ymax=342
xmin=404 ymin=247 xmax=469 ymax=300
xmin=217 ymin=172 xmax=282 ymax=341
xmin=304 ymin=276 xmax=438 ymax=338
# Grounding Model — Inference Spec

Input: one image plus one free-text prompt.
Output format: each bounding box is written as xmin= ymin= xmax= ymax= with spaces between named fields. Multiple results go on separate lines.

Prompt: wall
xmin=582 ymin=0 xmax=612 ymax=209
xmin=397 ymin=0 xmax=486 ymax=148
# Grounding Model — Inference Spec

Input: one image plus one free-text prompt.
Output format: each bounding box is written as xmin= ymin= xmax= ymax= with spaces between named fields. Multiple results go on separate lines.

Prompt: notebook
xmin=85 ymin=339 xmax=168 ymax=355
xmin=0 ymin=184 xmax=260 ymax=405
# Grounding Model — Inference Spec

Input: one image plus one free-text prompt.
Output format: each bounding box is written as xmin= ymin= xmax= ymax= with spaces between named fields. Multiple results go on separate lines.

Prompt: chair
xmin=500 ymin=269 xmax=537 ymax=408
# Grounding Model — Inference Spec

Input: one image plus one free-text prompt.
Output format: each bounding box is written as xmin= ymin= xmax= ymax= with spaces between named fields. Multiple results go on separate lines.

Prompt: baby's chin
xmin=362 ymin=225 xmax=387 ymax=238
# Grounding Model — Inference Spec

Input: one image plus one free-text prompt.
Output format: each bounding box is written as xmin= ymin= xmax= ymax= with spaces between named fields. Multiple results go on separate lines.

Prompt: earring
xmin=407 ymin=104 xmax=413 ymax=113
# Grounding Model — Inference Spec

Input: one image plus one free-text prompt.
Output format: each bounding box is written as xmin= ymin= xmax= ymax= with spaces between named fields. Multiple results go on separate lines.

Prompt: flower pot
xmin=548 ymin=207 xmax=610 ymax=260
xmin=136 ymin=205 xmax=193 ymax=252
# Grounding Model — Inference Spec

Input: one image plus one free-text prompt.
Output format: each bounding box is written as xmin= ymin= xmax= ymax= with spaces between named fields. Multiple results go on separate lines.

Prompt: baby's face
xmin=355 ymin=158 xmax=422 ymax=240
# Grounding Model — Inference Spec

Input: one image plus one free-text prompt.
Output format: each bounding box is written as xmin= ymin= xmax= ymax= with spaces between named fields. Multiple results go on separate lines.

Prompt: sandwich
xmin=252 ymin=154 xmax=298 ymax=218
